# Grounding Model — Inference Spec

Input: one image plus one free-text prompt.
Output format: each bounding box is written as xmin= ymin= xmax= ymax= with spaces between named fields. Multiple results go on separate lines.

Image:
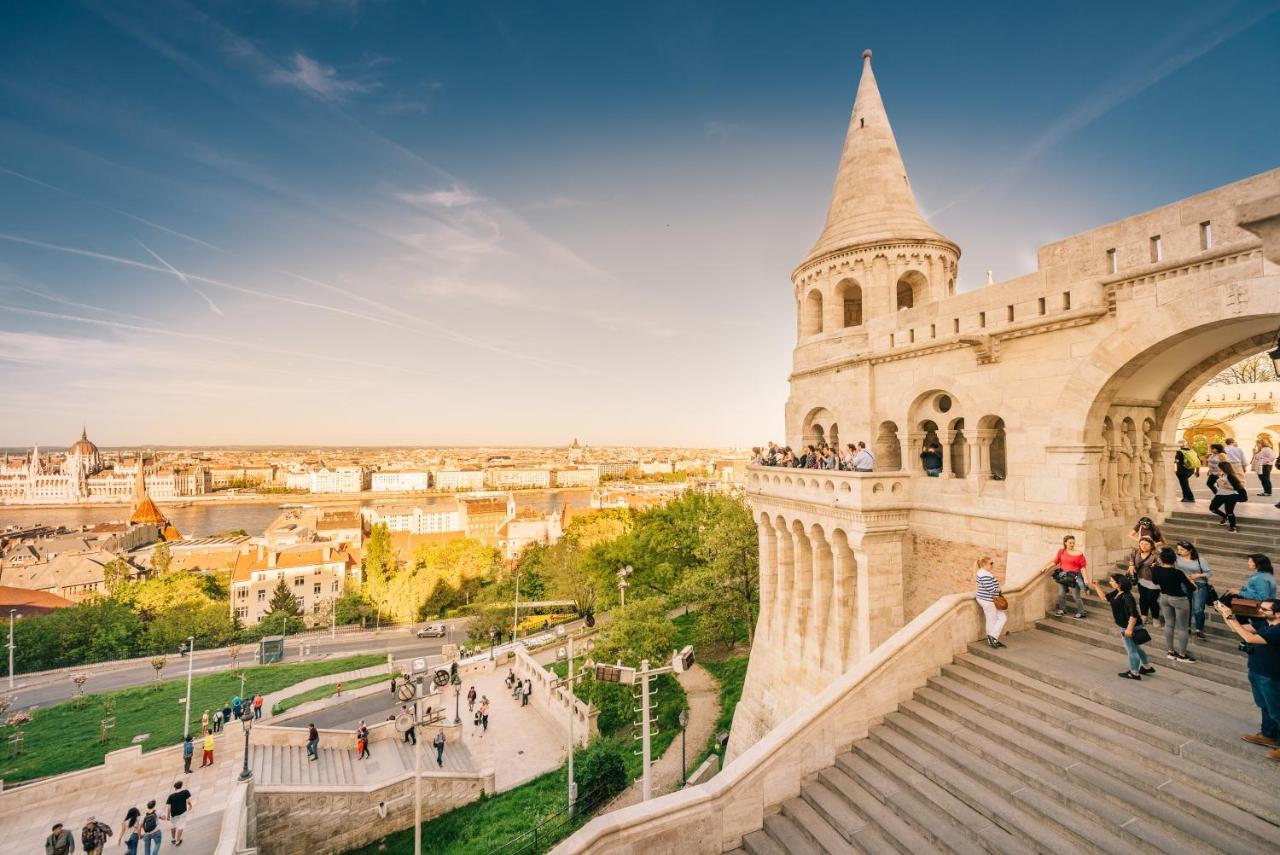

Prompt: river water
xmin=0 ymin=490 xmax=593 ymax=538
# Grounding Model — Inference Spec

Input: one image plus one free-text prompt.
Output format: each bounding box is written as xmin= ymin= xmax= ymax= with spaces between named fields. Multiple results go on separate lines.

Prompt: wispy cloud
xmin=703 ymin=119 xmax=744 ymax=138
xmin=397 ymin=184 xmax=483 ymax=209
xmin=522 ymin=195 xmax=588 ymax=213
xmin=136 ymin=240 xmax=224 ymax=315
xmin=927 ymin=3 xmax=1280 ymax=218
xmin=416 ymin=276 xmax=526 ymax=308
xmin=269 ymin=52 xmax=379 ymax=99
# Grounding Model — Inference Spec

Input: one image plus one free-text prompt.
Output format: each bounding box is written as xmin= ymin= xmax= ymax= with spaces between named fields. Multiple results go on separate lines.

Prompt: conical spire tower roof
xmin=803 ymin=50 xmax=955 ymax=266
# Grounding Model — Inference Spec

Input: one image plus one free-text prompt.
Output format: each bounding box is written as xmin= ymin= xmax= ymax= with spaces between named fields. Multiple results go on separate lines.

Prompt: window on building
xmin=930 ymin=323 xmax=936 ymax=339
xmin=1037 ymin=297 xmax=1046 ymax=316
xmin=953 ymin=318 xmax=960 ymax=334
xmin=293 ymin=576 xmax=305 ymax=587
xmin=979 ymin=311 xmax=986 ymax=328
xmin=1150 ymin=235 xmax=1162 ymax=263
xmin=257 ymin=590 xmax=266 ymax=602
xmin=236 ymin=588 xmax=246 ymax=599
xmin=1062 ymin=291 xmax=1071 ymax=310
xmin=314 ymin=583 xmax=321 ymax=595
xmin=890 ymin=333 xmax=896 ymax=347
xmin=908 ymin=329 xmax=915 ymax=343
xmin=1007 ymin=305 xmax=1015 ymax=322
xmin=332 ymin=581 xmax=340 ymax=592
xmin=1106 ymin=248 xmax=1117 ymax=274
xmin=1200 ymin=221 xmax=1212 ymax=250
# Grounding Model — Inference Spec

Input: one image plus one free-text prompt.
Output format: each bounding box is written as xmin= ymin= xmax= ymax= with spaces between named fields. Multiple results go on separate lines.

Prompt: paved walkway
xmin=605 ymin=663 xmax=720 ymax=811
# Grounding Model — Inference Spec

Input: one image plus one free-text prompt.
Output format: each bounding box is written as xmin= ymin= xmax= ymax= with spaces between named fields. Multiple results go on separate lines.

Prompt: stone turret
xmin=792 ymin=51 xmax=959 ymax=360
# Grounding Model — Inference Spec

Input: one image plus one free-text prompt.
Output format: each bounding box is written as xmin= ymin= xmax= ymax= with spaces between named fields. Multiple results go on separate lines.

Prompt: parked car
xmin=416 ymin=624 xmax=447 ymax=638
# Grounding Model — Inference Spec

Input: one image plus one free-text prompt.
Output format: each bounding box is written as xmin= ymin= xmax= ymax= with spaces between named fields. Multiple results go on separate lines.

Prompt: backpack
xmin=143 ymin=813 xmax=158 ymax=834
xmin=1179 ymin=449 xmax=1199 ymax=471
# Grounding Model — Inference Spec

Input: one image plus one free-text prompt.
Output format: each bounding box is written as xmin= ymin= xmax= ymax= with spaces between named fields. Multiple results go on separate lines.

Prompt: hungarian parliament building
xmin=0 ymin=428 xmax=204 ymax=505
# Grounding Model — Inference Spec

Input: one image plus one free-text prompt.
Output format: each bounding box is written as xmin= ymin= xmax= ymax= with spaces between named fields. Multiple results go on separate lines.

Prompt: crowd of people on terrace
xmin=974 ymin=516 xmax=1279 ymax=763
xmin=751 ymin=440 xmax=875 ymax=471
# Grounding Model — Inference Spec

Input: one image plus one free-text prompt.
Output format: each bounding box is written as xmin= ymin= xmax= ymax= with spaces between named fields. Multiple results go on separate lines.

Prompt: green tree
xmin=593 ymin=598 xmax=677 ymax=668
xmin=360 ymin=523 xmax=398 ymax=603
xmin=260 ymin=578 xmax=306 ymax=635
xmin=101 ymin=558 xmax=132 ymax=596
xmin=334 ymin=587 xmax=373 ymax=625
xmin=150 ymin=543 xmax=173 ymax=576
xmin=678 ymin=494 xmax=760 ymax=648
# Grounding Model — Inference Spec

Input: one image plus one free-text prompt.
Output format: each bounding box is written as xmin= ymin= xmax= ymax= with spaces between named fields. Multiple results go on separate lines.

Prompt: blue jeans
xmin=124 ymin=834 xmax=139 ymax=855
xmin=1191 ymin=581 xmax=1210 ymax=631
xmin=1248 ymin=672 xmax=1280 ymax=741
xmin=143 ymin=831 xmax=162 ymax=855
xmin=1122 ymin=634 xmax=1149 ymax=672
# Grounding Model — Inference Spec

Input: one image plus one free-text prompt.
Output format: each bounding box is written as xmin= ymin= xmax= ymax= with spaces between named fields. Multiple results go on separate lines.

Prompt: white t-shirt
xmin=1225 ymin=444 xmax=1247 ymax=467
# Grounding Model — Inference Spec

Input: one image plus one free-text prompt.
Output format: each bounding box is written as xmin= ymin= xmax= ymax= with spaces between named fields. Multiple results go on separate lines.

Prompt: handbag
xmin=992 ymin=594 xmax=1008 ymax=611
xmin=1131 ymin=626 xmax=1152 ymax=645
xmin=1051 ymin=569 xmax=1077 ymax=588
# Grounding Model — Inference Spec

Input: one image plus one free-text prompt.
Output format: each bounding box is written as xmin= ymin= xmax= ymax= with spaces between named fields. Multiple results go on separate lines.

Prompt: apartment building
xmin=484 ymin=467 xmax=551 ymax=490
xmin=362 ymin=502 xmax=464 ymax=535
xmin=432 ymin=468 xmax=486 ymax=491
xmin=552 ymin=466 xmax=600 ymax=487
xmin=371 ymin=471 xmax=431 ymax=492
xmin=230 ymin=543 xmax=361 ymax=625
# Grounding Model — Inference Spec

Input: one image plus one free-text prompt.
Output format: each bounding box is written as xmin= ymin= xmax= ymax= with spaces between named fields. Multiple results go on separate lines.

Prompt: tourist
xmin=1228 ymin=554 xmax=1277 ymax=602
xmin=357 ymin=722 xmax=371 ymax=759
xmin=200 ymin=729 xmax=214 ymax=767
xmin=181 ymin=734 xmax=193 ymax=774
xmin=119 ymin=808 xmax=141 ymax=855
xmin=821 ymin=446 xmax=839 ymax=470
xmin=1043 ymin=534 xmax=1089 ymax=619
xmin=231 ymin=696 xmax=242 ymax=721
xmin=1129 ymin=536 xmax=1162 ymax=626
xmin=523 ymin=679 xmax=532 ymax=706
xmin=851 ymin=442 xmax=875 ymax=472
xmin=1174 ymin=440 xmax=1199 ymax=502
xmin=1253 ymin=436 xmax=1275 ymax=497
xmin=974 ymin=557 xmax=1006 ymax=648
xmin=1174 ymin=541 xmax=1214 ymax=639
xmin=1152 ymin=547 xmax=1196 ymax=662
xmin=1225 ymin=437 xmax=1248 ymax=471
xmin=221 ymin=703 xmax=232 ymax=729
xmin=45 ymin=823 xmax=74 ymax=855
xmin=1214 ymin=597 xmax=1280 ymax=760
xmin=1127 ymin=515 xmax=1165 ymax=546
xmin=433 ymin=730 xmax=446 ymax=767
xmin=1210 ymin=460 xmax=1245 ymax=532
xmin=253 ymin=694 xmax=263 ymax=719
xmin=920 ymin=444 xmax=943 ymax=477
xmin=163 ymin=782 xmax=192 ymax=847
xmin=306 ymin=724 xmax=320 ymax=761
xmin=402 ymin=706 xmax=416 ymax=745
xmin=1205 ymin=443 xmax=1225 ymax=494
xmin=480 ymin=697 xmax=490 ymax=735
xmin=81 ymin=817 xmax=112 ymax=855
xmin=1091 ymin=575 xmax=1154 ymax=680
xmin=390 ymin=676 xmax=398 ymax=696
xmin=200 ymin=710 xmax=208 ymax=733
xmin=467 ymin=685 xmax=477 ymax=712
xmin=211 ymin=709 xmax=222 ymax=734
xmin=140 ymin=803 xmax=161 ymax=855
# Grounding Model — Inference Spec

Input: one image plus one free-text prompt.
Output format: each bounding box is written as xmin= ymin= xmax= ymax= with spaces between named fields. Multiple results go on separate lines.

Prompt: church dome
xmin=69 ymin=428 xmax=98 ymax=456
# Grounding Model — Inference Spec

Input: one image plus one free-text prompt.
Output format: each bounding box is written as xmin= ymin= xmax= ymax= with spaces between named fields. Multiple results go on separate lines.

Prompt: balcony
xmin=746 ymin=465 xmax=911 ymax=513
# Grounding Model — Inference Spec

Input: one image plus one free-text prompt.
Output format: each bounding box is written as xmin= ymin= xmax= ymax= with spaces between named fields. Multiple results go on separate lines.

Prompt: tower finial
xmin=862 ymin=49 xmax=872 ymax=61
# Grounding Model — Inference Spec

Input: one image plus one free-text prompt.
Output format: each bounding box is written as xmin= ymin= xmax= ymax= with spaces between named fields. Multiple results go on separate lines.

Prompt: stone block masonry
xmin=904 ymin=532 xmax=1007 ymax=622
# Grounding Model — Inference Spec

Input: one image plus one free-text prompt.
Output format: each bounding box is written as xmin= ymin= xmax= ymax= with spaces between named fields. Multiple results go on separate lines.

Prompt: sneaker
xmin=1194 ymin=630 xmax=1206 ymax=639
xmin=1167 ymin=652 xmax=1178 ymax=661
xmin=1180 ymin=498 xmax=1195 ymax=502
xmin=1139 ymin=665 xmax=1156 ymax=675
xmin=1118 ymin=671 xmax=1142 ymax=680
xmin=1258 ymin=493 xmax=1272 ymax=497
xmin=1228 ymin=525 xmax=1238 ymax=532
xmin=987 ymin=636 xmax=999 ymax=648
xmin=1176 ymin=652 xmax=1197 ymax=662
xmin=1074 ymin=612 xmax=1086 ymax=620
xmin=1242 ymin=733 xmax=1278 ymax=747
xmin=993 ymin=639 xmax=1007 ymax=649
xmin=1052 ymin=609 xmax=1066 ymax=617
xmin=1218 ymin=517 xmax=1229 ymax=526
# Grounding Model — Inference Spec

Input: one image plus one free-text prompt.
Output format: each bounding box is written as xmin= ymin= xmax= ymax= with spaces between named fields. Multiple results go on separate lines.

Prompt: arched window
xmin=896 ymin=270 xmax=927 ymax=310
xmin=829 ymin=423 xmax=840 ymax=451
xmin=979 ymin=415 xmax=1006 ymax=480
xmin=835 ymin=279 xmax=863 ymax=327
xmin=875 ymin=421 xmax=902 ymax=471
xmin=803 ymin=289 xmax=824 ymax=337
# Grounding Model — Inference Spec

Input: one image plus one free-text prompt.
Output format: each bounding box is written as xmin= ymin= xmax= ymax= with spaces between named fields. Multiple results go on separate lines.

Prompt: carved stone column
xmin=789 ymin=521 xmax=813 ymax=657
xmin=772 ymin=517 xmax=793 ymax=645
xmin=970 ymin=429 xmax=996 ymax=481
xmin=831 ymin=535 xmax=859 ymax=670
xmin=757 ymin=518 xmax=777 ymax=640
xmin=807 ymin=525 xmax=834 ymax=671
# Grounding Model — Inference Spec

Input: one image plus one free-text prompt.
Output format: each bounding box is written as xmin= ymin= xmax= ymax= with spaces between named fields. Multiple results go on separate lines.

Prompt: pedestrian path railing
xmin=484 ymin=784 xmax=614 ymax=855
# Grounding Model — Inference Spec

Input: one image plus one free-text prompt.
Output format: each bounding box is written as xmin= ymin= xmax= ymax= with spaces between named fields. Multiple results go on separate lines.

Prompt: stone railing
xmin=551 ymin=571 xmax=1054 ymax=854
xmin=746 ymin=466 xmax=911 ymax=511
xmin=510 ymin=645 xmax=598 ymax=746
xmin=214 ymin=777 xmax=258 ymax=855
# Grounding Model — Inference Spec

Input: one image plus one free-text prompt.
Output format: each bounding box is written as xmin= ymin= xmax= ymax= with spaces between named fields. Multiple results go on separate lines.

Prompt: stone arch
xmin=896 ymin=269 xmax=927 ymax=310
xmin=875 ymin=420 xmax=903 ymax=470
xmin=801 ymin=407 xmax=836 ymax=448
xmin=802 ymin=288 xmax=824 ymax=337
xmin=978 ymin=415 xmax=1007 ymax=480
xmin=835 ymin=278 xmax=863 ymax=327
xmin=1182 ymin=419 xmax=1233 ymax=457
xmin=948 ymin=417 xmax=968 ymax=478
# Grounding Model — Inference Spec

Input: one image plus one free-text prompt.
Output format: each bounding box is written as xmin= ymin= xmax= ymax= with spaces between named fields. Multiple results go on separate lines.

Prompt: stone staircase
xmin=250 ymin=737 xmax=475 ymax=787
xmin=734 ymin=616 xmax=1280 ymax=854
xmin=1161 ymin=509 xmax=1280 ymax=562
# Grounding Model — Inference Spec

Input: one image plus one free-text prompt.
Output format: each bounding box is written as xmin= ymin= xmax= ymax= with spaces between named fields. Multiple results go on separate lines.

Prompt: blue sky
xmin=2 ymin=1 xmax=1278 ymax=447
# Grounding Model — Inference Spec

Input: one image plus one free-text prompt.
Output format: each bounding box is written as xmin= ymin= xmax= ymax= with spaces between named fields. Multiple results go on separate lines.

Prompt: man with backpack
xmin=141 ymin=802 xmax=162 ymax=855
xmin=45 ymin=822 xmax=74 ymax=855
xmin=80 ymin=817 xmax=112 ymax=855
xmin=1175 ymin=441 xmax=1199 ymax=503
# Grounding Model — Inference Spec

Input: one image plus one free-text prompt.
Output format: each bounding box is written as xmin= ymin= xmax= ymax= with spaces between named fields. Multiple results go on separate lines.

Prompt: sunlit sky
xmin=2 ymin=1 xmax=1278 ymax=448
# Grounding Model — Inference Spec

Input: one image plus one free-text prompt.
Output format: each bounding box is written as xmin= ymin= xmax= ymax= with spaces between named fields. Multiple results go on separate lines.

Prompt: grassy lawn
xmin=350 ymin=764 xmax=588 ymax=855
xmin=0 ymin=654 xmax=382 ymax=785
xmin=271 ymin=673 xmax=387 ymax=715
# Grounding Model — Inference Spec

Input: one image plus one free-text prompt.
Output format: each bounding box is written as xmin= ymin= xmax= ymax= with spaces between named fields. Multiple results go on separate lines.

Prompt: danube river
xmin=0 ymin=490 xmax=595 ymax=538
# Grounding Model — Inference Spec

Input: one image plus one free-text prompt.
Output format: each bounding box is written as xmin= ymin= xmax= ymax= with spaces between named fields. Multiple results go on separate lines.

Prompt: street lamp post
xmin=678 ymin=708 xmax=690 ymax=786
xmin=617 ymin=565 xmax=633 ymax=608
xmin=512 ymin=567 xmax=520 ymax=640
xmin=181 ymin=635 xmax=195 ymax=740
xmin=238 ymin=709 xmax=254 ymax=781
xmin=488 ymin=628 xmax=496 ymax=660
xmin=7 ymin=609 xmax=15 ymax=691
xmin=331 ymin=596 xmax=336 ymax=640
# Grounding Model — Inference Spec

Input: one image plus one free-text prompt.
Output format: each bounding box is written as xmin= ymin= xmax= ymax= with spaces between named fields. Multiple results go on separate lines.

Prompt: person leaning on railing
xmin=1213 ymin=598 xmax=1280 ymax=761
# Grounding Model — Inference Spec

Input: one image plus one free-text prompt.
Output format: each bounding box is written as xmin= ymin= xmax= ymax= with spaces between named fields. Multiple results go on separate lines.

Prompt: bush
xmin=573 ymin=738 xmax=628 ymax=801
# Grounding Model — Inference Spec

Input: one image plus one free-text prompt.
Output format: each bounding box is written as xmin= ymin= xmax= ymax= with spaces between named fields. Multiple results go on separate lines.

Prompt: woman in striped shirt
xmin=975 ymin=557 xmax=1007 ymax=648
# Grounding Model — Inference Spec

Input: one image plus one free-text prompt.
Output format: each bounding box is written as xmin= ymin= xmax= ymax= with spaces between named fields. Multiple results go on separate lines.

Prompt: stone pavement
xmin=606 ymin=663 xmax=721 ymax=812
xmin=1 ymin=728 xmax=245 ymax=855
xmin=456 ymin=662 xmax=568 ymax=792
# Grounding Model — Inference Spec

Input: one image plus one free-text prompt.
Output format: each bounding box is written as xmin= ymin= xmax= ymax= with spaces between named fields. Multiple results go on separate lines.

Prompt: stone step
xmin=944 ymin=658 xmax=1280 ymax=827
xmin=1033 ymin=618 xmax=1250 ymax=689
xmin=1070 ymin=595 xmax=1240 ymax=643
xmin=918 ymin=677 xmax=1277 ymax=853
xmin=817 ymin=766 xmax=944 ymax=854
xmin=780 ymin=797 xmax=862 ymax=855
xmin=1043 ymin=606 xmax=1246 ymax=663
xmin=762 ymin=813 xmax=822 ymax=855
xmin=799 ymin=778 xmax=898 ymax=854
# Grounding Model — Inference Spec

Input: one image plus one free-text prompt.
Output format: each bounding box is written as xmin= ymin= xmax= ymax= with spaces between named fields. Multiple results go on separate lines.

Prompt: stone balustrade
xmin=746 ymin=466 xmax=911 ymax=513
xmin=551 ymin=571 xmax=1053 ymax=854
xmin=509 ymin=644 xmax=598 ymax=746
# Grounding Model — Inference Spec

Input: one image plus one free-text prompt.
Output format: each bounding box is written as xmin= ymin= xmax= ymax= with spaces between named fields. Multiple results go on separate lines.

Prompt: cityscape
xmin=3 ymin=4 xmax=1280 ymax=855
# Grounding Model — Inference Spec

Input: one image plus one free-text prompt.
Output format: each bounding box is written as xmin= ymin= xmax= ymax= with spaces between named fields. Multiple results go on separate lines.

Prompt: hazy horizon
xmin=3 ymin=1 xmax=1278 ymax=447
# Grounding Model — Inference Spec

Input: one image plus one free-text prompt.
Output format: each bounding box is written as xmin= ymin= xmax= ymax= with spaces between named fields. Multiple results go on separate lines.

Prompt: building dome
xmin=69 ymin=428 xmax=98 ymax=457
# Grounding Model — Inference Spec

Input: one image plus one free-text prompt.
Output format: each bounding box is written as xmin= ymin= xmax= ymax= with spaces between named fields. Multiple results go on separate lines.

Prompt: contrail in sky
xmin=137 ymin=240 xmax=224 ymax=315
